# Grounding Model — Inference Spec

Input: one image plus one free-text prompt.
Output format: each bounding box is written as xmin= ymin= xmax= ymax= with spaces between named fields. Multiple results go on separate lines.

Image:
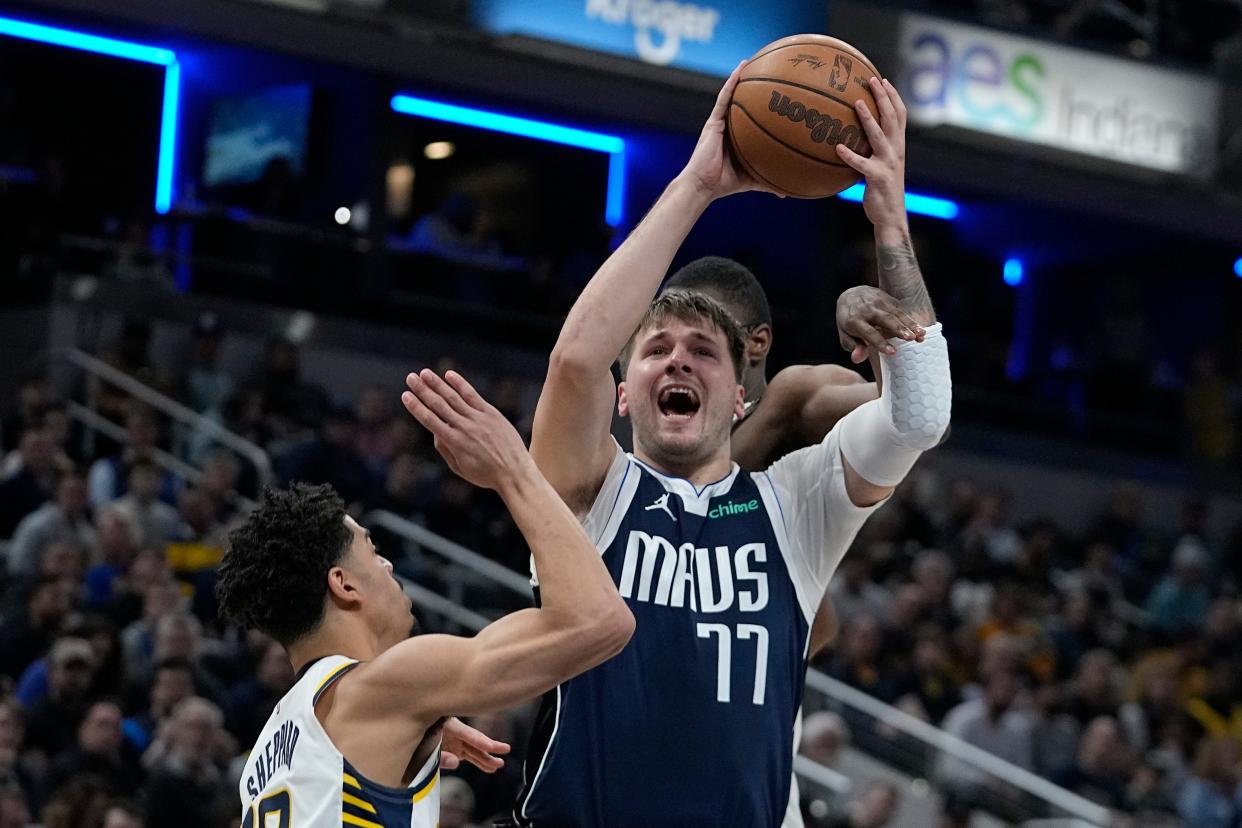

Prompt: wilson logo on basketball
xmin=766 ymin=91 xmax=870 ymax=153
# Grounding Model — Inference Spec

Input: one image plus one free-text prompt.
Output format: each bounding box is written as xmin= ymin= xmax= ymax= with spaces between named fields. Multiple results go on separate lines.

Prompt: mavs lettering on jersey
xmin=516 ymin=430 xmax=881 ymax=827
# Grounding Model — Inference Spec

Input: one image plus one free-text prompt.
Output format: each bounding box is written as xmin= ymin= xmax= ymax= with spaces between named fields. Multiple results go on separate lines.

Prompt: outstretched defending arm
xmin=346 ymin=370 xmax=634 ymax=722
xmin=532 ymin=63 xmax=775 ymax=513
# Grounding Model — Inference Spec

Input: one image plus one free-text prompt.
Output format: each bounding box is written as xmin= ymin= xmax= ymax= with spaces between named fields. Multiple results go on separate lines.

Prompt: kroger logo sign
xmin=585 ymin=0 xmax=720 ymax=66
xmin=474 ymin=0 xmax=822 ymax=76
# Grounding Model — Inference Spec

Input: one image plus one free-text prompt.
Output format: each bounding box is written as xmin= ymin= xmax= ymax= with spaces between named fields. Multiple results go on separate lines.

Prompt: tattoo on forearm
xmin=876 ymin=236 xmax=935 ymax=322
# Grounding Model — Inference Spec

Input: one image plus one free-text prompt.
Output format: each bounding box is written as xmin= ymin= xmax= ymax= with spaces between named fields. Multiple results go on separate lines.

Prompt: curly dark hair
xmin=216 ymin=483 xmax=352 ymax=646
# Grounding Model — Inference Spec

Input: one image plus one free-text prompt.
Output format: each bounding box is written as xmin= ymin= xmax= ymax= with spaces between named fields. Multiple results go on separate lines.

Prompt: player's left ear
xmin=733 ymin=384 xmax=745 ymax=421
xmin=746 ymin=323 xmax=773 ymax=365
xmin=617 ymin=382 xmax=630 ymax=418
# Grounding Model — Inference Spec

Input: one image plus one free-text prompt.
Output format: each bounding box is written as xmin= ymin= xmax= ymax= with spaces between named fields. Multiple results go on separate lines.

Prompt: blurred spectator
xmin=800 ymin=711 xmax=850 ymax=768
xmin=1051 ymin=716 xmax=1135 ymax=809
xmin=827 ymin=557 xmax=890 ymax=628
xmin=165 ymin=487 xmax=226 ymax=593
xmin=911 ymin=550 xmax=959 ymax=631
xmin=85 ymin=508 xmax=142 ymax=601
xmin=354 ymin=384 xmax=397 ymax=476
xmin=253 ymin=338 xmax=328 ymax=437
xmin=0 ymin=578 xmax=74 ymax=680
xmin=45 ymin=700 xmax=140 ymax=797
xmin=40 ymin=774 xmax=111 ymax=828
xmin=87 ymin=407 xmax=174 ymax=511
xmin=0 ymin=374 xmax=50 ymax=453
xmin=1177 ymin=736 xmax=1242 ymax=828
xmin=123 ymin=659 xmax=195 ymax=754
xmin=110 ymin=457 xmax=181 ymax=548
xmin=199 ymin=449 xmax=241 ymax=525
xmin=224 ymin=639 xmax=293 ymax=746
xmin=826 ymin=614 xmax=902 ymax=703
xmin=939 ymin=671 xmax=1035 ymax=791
xmin=822 ymin=781 xmax=899 ymax=828
xmin=370 ymin=450 xmax=425 ymax=516
xmin=120 ymin=579 xmax=183 ymax=682
xmin=102 ymin=799 xmax=143 ymax=828
xmin=181 ymin=312 xmax=234 ymax=417
xmin=8 ymin=468 xmax=94 ymax=577
xmin=277 ymin=406 xmax=373 ymax=507
xmin=107 ymin=219 xmax=172 ymax=290
xmin=440 ymin=775 xmax=482 ymax=828
xmin=24 ymin=637 xmax=98 ymax=756
xmin=0 ymin=785 xmax=30 ymax=828
xmin=896 ymin=628 xmax=962 ymax=725
xmin=1145 ymin=539 xmax=1213 ymax=636
xmin=142 ymin=697 xmax=234 ymax=828
xmin=975 ymin=584 xmax=1055 ymax=683
xmin=1183 ymin=658 xmax=1242 ymax=747
xmin=106 ymin=548 xmax=172 ymax=629
xmin=0 ymin=700 xmax=38 ymax=808
xmin=0 ymin=427 xmax=56 ymax=536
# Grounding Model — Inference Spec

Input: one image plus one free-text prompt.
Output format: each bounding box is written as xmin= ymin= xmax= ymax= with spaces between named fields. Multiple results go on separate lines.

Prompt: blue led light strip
xmin=0 ymin=14 xmax=178 ymax=214
xmin=391 ymin=93 xmax=627 ymax=227
xmin=837 ymin=183 xmax=959 ymax=220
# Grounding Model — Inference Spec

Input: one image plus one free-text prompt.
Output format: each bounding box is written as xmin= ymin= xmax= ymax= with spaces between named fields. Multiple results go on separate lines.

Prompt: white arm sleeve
xmin=764 ymin=427 xmax=887 ymax=611
xmin=837 ymin=323 xmax=951 ymax=487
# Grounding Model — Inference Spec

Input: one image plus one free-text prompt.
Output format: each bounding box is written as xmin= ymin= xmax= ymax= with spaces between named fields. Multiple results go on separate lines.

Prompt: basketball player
xmin=663 ymin=274 xmax=928 ymax=828
xmin=513 ymin=65 xmax=950 ymax=826
xmin=217 ymin=368 xmax=634 ymax=827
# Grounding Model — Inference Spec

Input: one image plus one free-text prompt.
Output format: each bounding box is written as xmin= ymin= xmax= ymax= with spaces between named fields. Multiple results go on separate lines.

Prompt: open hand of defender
xmin=835 ymin=76 xmax=909 ymax=232
xmin=837 ymin=285 xmax=925 ymax=364
xmin=402 ymin=369 xmax=528 ymax=491
xmin=681 ymin=61 xmax=784 ymax=200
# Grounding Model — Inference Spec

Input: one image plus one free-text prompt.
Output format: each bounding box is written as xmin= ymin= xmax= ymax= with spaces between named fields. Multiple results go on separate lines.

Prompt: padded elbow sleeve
xmin=837 ymin=323 xmax=951 ymax=487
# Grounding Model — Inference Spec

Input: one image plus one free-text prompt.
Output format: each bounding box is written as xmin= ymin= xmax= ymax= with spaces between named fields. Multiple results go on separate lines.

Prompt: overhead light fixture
xmin=391 ymin=93 xmax=626 ymax=227
xmin=423 ymin=141 xmax=455 ymax=160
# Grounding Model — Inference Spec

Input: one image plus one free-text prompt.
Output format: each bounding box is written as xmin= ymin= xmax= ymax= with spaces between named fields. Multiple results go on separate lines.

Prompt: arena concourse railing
xmin=52 ymin=346 xmax=275 ymax=491
xmin=372 ymin=509 xmax=1117 ymax=827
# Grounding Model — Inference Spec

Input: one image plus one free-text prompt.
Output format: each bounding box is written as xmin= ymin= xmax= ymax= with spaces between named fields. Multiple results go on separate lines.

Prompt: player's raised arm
xmin=832 ymin=77 xmax=950 ymax=507
xmin=356 ymin=370 xmax=634 ymax=718
xmin=533 ymin=62 xmax=772 ymax=512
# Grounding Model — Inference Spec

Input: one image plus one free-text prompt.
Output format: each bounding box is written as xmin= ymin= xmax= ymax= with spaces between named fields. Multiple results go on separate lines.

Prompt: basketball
xmin=728 ymin=35 xmax=882 ymax=199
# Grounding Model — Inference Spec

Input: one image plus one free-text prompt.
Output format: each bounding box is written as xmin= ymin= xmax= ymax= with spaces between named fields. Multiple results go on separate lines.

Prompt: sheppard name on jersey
xmin=245 ymin=719 xmax=301 ymax=798
xmin=619 ymin=532 xmax=768 ymax=612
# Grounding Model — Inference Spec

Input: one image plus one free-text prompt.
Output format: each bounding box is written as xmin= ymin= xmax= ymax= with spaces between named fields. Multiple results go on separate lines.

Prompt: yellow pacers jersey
xmin=239 ymin=655 xmax=441 ymax=828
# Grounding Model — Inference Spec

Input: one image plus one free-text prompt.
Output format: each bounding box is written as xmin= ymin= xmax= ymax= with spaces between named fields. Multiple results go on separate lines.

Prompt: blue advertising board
xmin=473 ymin=0 xmax=825 ymax=76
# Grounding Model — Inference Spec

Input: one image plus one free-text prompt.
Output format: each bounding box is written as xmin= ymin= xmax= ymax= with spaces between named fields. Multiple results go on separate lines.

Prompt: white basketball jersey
xmin=239 ymin=655 xmax=441 ymax=828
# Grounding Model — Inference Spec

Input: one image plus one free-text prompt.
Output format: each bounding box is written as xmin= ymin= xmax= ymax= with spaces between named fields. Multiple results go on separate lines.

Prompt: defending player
xmin=513 ymin=65 xmax=950 ymax=826
xmin=217 ymin=369 xmax=634 ymax=828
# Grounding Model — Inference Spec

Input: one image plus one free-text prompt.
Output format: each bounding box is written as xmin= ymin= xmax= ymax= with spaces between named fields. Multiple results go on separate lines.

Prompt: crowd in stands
xmin=1 ymin=312 xmax=1241 ymax=827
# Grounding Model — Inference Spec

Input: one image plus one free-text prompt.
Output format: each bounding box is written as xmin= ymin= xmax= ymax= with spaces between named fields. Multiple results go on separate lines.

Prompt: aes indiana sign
xmin=899 ymin=12 xmax=1220 ymax=177
xmin=473 ymin=0 xmax=824 ymax=76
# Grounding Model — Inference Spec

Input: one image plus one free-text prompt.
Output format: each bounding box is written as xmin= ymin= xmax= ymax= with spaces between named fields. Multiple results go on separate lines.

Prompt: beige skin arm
xmin=328 ymin=371 xmax=634 ymax=779
xmin=532 ymin=63 xmax=777 ymax=514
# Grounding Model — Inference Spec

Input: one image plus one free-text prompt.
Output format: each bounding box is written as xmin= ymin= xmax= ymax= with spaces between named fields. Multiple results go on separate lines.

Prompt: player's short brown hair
xmin=618 ymin=289 xmax=746 ymax=382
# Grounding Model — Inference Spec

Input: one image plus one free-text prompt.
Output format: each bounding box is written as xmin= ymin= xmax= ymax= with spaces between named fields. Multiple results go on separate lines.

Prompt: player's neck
xmin=743 ymin=365 xmax=767 ymax=404
xmin=287 ymin=617 xmax=390 ymax=673
xmin=632 ymin=444 xmax=734 ymax=488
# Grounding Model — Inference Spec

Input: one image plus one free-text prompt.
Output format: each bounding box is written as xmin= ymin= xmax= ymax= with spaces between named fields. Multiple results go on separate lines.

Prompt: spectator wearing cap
xmin=24 ymin=637 xmax=98 ymax=756
xmin=0 ymin=577 xmax=74 ymax=680
xmin=7 ymin=469 xmax=93 ymax=577
xmin=0 ymin=428 xmax=57 ymax=537
xmin=1146 ymin=538 xmax=1213 ymax=636
xmin=45 ymin=699 xmax=141 ymax=797
xmin=110 ymin=458 xmax=180 ymax=549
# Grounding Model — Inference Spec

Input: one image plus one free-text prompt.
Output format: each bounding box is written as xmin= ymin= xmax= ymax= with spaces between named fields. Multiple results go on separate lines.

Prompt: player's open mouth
xmin=657 ymin=385 xmax=701 ymax=420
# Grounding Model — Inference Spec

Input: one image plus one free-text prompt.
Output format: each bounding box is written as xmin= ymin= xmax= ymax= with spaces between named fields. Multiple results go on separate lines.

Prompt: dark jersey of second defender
xmin=515 ymin=428 xmax=880 ymax=827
